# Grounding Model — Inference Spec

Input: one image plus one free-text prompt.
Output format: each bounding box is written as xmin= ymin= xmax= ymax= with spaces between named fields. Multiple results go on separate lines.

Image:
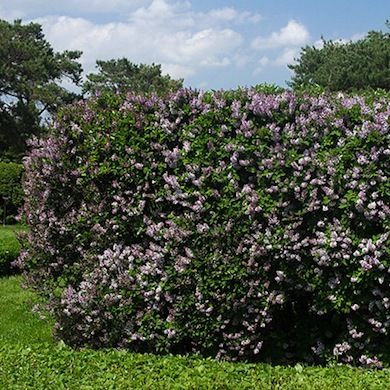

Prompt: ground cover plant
xmin=1 ymin=277 xmax=390 ymax=389
xmin=18 ymin=88 xmax=390 ymax=367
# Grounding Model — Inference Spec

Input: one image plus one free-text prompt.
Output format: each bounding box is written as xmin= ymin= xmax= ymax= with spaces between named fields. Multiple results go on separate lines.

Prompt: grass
xmin=0 ymin=276 xmax=389 ymax=389
xmin=0 ymin=224 xmax=25 ymax=275
xmin=0 ymin=276 xmax=53 ymax=345
xmin=0 ymin=224 xmax=28 ymax=232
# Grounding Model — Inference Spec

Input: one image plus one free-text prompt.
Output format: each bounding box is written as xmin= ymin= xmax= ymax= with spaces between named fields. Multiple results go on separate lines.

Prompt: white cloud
xmin=249 ymin=20 xmax=309 ymax=74
xmin=252 ymin=56 xmax=270 ymax=75
xmin=2 ymin=0 xmax=312 ymax=88
xmin=313 ymin=39 xmax=325 ymax=49
xmin=252 ymin=48 xmax=300 ymax=74
xmin=312 ymin=31 xmax=366 ymax=50
xmin=331 ymin=32 xmax=366 ymax=45
xmin=129 ymin=1 xmax=261 ymax=29
xmin=160 ymin=63 xmax=194 ymax=79
xmin=349 ymin=32 xmax=365 ymax=42
xmin=33 ymin=0 xmax=246 ymax=80
xmin=208 ymin=7 xmax=242 ymax=21
xmin=259 ymin=56 xmax=270 ymax=67
xmin=200 ymin=56 xmax=231 ymax=67
xmin=129 ymin=0 xmax=193 ymax=27
xmin=252 ymin=56 xmax=272 ymax=76
xmin=206 ymin=7 xmax=262 ymax=24
xmin=273 ymin=47 xmax=300 ymax=67
xmin=252 ymin=20 xmax=310 ymax=49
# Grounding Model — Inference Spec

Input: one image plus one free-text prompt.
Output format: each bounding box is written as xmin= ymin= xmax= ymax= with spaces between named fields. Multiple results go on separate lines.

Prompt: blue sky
xmin=1 ymin=1 xmax=389 ymax=89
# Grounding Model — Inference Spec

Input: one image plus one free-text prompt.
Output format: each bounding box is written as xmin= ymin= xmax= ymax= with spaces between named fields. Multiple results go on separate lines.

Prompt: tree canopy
xmin=288 ymin=22 xmax=390 ymax=91
xmin=0 ymin=19 xmax=82 ymax=160
xmin=83 ymin=58 xmax=183 ymax=96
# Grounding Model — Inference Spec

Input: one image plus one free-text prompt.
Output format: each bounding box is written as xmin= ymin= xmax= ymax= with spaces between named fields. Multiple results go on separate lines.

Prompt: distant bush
xmin=19 ymin=89 xmax=390 ymax=366
xmin=0 ymin=162 xmax=23 ymax=224
xmin=0 ymin=228 xmax=21 ymax=275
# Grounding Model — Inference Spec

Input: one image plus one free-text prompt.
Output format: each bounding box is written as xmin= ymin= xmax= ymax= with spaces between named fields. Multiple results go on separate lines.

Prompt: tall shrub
xmin=19 ymin=89 xmax=390 ymax=366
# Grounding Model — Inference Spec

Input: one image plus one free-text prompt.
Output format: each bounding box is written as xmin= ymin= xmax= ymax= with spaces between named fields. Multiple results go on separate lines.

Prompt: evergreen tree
xmin=0 ymin=19 xmax=82 ymax=159
xmin=289 ymin=21 xmax=390 ymax=91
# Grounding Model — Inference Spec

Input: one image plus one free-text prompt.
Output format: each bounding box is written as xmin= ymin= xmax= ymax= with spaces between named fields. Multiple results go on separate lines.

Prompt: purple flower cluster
xmin=19 ymin=88 xmax=390 ymax=365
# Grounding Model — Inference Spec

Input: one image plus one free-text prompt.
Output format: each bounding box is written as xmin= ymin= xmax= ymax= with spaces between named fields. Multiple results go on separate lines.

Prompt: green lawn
xmin=0 ymin=224 xmax=26 ymax=276
xmin=0 ymin=224 xmax=28 ymax=233
xmin=0 ymin=276 xmax=389 ymax=389
xmin=0 ymin=276 xmax=53 ymax=345
xmin=0 ymin=224 xmax=25 ymax=246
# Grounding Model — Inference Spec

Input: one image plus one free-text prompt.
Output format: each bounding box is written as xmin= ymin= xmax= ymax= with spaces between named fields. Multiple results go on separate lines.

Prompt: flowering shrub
xmin=19 ymin=88 xmax=390 ymax=366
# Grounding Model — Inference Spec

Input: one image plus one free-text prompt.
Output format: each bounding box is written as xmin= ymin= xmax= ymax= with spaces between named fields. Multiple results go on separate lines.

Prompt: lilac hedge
xmin=19 ymin=88 xmax=390 ymax=366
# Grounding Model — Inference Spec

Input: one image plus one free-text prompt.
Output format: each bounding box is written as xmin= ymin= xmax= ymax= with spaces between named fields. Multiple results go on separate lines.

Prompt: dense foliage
xmin=0 ymin=19 xmax=82 ymax=159
xmin=19 ymin=88 xmax=390 ymax=366
xmin=0 ymin=162 xmax=23 ymax=223
xmin=289 ymin=22 xmax=390 ymax=91
xmin=83 ymin=58 xmax=183 ymax=96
